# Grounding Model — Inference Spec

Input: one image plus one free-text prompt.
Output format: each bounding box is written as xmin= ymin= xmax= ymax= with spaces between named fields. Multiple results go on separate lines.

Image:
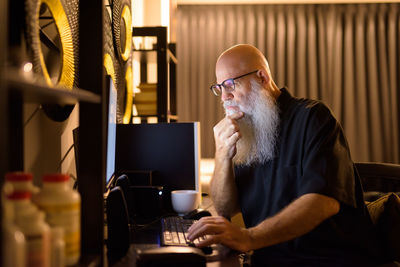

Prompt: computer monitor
xmin=105 ymin=76 xmax=117 ymax=189
xmin=73 ymin=76 xmax=117 ymax=193
xmin=115 ymin=122 xmax=201 ymax=193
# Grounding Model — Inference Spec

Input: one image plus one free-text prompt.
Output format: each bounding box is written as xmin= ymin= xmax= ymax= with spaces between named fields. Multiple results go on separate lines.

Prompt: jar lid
xmin=5 ymin=172 xmax=33 ymax=181
xmin=43 ymin=173 xmax=69 ymax=182
xmin=7 ymin=191 xmax=32 ymax=200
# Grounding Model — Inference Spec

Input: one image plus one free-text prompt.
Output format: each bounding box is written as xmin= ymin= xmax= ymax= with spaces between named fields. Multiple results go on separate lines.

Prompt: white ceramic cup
xmin=171 ymin=190 xmax=200 ymax=215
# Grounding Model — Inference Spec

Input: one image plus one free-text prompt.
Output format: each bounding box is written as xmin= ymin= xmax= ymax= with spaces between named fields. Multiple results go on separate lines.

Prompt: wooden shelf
xmin=133 ymin=48 xmax=178 ymax=65
xmin=133 ymin=49 xmax=157 ymax=64
xmin=132 ymin=27 xmax=176 ymax=123
xmin=5 ymin=69 xmax=101 ymax=104
xmin=168 ymin=114 xmax=178 ymax=121
xmin=133 ymin=49 xmax=157 ymax=52
xmin=167 ymin=49 xmax=178 ymax=64
xmin=132 ymin=114 xmax=178 ymax=120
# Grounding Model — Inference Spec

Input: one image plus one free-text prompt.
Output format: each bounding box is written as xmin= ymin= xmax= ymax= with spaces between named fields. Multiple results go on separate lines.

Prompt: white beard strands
xmin=223 ymin=79 xmax=279 ymax=166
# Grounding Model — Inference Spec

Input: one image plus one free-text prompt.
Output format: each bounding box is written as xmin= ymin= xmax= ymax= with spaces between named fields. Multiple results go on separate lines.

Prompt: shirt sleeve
xmin=298 ymin=102 xmax=357 ymax=208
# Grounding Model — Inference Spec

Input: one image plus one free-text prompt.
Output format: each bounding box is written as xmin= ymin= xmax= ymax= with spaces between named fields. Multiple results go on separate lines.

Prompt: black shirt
xmin=235 ymin=88 xmax=379 ymax=266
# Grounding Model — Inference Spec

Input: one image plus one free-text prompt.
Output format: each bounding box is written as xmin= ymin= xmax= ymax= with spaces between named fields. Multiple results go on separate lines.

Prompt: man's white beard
xmin=224 ymin=80 xmax=279 ymax=166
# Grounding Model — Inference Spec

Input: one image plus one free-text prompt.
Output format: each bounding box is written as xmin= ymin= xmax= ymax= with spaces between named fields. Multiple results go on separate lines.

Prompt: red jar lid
xmin=43 ymin=173 xmax=70 ymax=182
xmin=5 ymin=172 xmax=33 ymax=181
xmin=7 ymin=191 xmax=32 ymax=200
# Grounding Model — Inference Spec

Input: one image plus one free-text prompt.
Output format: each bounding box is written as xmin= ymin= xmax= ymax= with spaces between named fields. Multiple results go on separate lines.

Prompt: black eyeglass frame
xmin=209 ymin=70 xmax=258 ymax=96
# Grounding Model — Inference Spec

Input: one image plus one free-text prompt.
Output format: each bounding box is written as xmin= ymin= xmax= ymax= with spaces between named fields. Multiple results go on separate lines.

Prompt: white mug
xmin=171 ymin=190 xmax=200 ymax=215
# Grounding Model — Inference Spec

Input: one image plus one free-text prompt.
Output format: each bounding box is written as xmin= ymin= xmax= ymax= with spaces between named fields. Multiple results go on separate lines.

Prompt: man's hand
xmin=213 ymin=112 xmax=244 ymax=160
xmin=186 ymin=216 xmax=252 ymax=253
xmin=210 ymin=112 xmax=243 ymax=218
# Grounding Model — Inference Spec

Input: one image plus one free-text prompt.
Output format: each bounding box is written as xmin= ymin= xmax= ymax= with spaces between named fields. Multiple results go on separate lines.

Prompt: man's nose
xmin=221 ymin=88 xmax=233 ymax=101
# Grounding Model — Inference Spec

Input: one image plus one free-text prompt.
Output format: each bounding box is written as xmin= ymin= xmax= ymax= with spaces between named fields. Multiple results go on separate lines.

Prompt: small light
xmin=23 ymin=62 xmax=33 ymax=73
xmin=132 ymin=104 xmax=138 ymax=116
xmin=158 ymin=191 xmax=163 ymax=196
xmin=147 ymin=117 xmax=158 ymax=124
xmin=132 ymin=117 xmax=141 ymax=124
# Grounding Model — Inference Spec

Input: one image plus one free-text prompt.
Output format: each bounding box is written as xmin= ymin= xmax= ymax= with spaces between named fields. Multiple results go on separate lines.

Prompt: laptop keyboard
xmin=161 ymin=216 xmax=206 ymax=246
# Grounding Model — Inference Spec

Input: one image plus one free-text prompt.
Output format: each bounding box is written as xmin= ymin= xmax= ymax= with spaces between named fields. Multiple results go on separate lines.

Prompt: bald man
xmin=187 ymin=44 xmax=381 ymax=266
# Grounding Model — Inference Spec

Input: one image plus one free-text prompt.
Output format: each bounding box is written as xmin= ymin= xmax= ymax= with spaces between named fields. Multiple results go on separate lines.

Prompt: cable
xmin=201 ymin=202 xmax=213 ymax=211
xmin=69 ymin=173 xmax=77 ymax=181
xmin=57 ymin=143 xmax=74 ymax=172
xmin=24 ymin=104 xmax=42 ymax=127
xmin=131 ymin=212 xmax=177 ymax=232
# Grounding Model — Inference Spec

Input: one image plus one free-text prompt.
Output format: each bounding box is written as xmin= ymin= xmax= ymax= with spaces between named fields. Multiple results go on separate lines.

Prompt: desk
xmin=112 ymin=244 xmax=241 ymax=267
xmin=111 ymin=195 xmax=241 ymax=267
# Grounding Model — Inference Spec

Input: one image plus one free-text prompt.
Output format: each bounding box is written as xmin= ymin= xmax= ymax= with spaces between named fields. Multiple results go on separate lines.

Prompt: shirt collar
xmin=277 ymin=87 xmax=293 ymax=114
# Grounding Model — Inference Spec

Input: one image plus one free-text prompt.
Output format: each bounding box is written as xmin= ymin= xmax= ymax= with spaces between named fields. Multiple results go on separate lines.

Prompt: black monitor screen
xmin=115 ymin=122 xmax=200 ymax=192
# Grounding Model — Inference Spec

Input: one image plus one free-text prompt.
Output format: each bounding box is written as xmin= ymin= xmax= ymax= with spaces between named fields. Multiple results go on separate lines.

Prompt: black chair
xmin=355 ymin=162 xmax=400 ymax=266
xmin=355 ymin=162 xmax=400 ymax=201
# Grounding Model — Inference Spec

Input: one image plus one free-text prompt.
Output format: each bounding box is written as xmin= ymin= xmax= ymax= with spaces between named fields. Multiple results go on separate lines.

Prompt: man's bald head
xmin=216 ymin=44 xmax=271 ymax=82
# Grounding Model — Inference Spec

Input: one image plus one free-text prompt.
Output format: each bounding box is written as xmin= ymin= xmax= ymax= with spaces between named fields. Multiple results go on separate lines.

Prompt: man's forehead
xmin=216 ymin=53 xmax=251 ymax=82
xmin=216 ymin=69 xmax=235 ymax=83
xmin=216 ymin=63 xmax=247 ymax=83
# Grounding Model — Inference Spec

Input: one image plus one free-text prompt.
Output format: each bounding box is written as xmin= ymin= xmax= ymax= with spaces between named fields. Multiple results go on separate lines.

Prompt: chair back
xmin=355 ymin=162 xmax=400 ymax=194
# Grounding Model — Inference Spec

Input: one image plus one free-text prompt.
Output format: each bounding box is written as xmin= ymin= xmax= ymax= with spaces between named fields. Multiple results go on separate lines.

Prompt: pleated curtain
xmin=177 ymin=4 xmax=400 ymax=164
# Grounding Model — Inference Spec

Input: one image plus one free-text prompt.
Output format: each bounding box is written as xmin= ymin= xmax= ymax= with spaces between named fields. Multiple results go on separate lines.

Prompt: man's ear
xmin=257 ymin=69 xmax=271 ymax=85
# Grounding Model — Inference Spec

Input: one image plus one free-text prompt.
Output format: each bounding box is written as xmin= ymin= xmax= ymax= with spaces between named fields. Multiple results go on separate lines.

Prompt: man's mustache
xmin=223 ymin=100 xmax=239 ymax=108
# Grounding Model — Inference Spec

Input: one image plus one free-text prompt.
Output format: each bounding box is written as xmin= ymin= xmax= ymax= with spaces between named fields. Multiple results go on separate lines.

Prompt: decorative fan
xmin=104 ymin=53 xmax=116 ymax=83
xmin=122 ymin=58 xmax=133 ymax=124
xmin=111 ymin=0 xmax=132 ymax=63
xmin=104 ymin=5 xmax=124 ymax=123
xmin=106 ymin=2 xmax=133 ymax=124
xmin=25 ymin=0 xmax=79 ymax=122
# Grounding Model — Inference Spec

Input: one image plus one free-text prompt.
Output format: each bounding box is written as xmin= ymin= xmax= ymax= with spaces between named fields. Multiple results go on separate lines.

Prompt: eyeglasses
xmin=210 ymin=70 xmax=258 ymax=96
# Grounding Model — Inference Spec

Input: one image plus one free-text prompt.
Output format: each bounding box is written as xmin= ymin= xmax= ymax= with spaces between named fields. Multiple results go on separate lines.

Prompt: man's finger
xmin=226 ymin=131 xmax=241 ymax=146
xmin=187 ymin=223 xmax=215 ymax=240
xmin=187 ymin=216 xmax=223 ymax=233
xmin=194 ymin=234 xmax=221 ymax=248
xmin=187 ymin=222 xmax=223 ymax=241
